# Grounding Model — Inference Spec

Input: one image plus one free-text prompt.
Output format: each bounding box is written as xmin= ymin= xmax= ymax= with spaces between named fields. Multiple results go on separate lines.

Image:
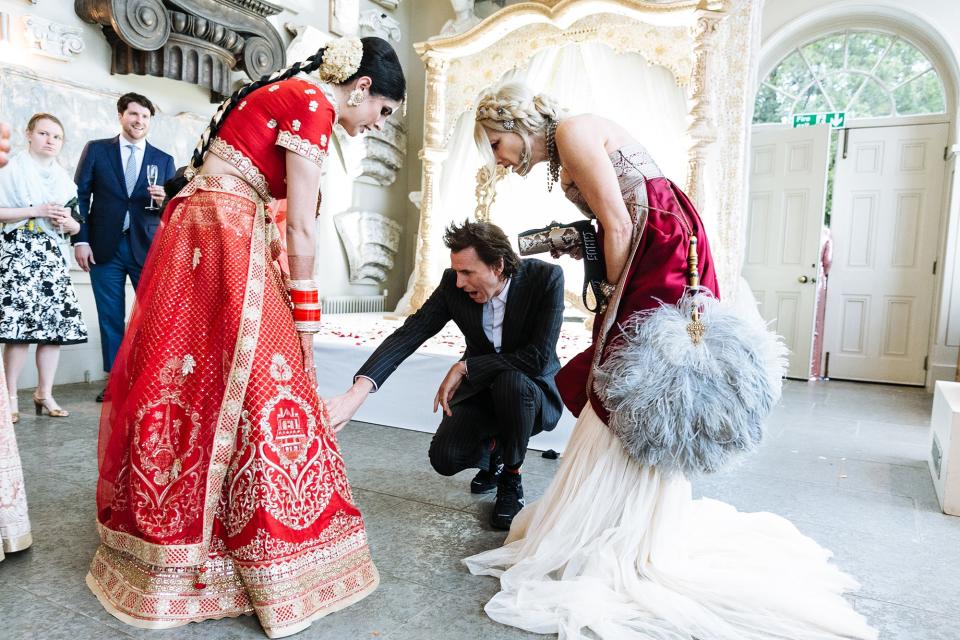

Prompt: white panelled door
xmin=824 ymin=122 xmax=948 ymax=385
xmin=744 ymin=125 xmax=831 ymax=379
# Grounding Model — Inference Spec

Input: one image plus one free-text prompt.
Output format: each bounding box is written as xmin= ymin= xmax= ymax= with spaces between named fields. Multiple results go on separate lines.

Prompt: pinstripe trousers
xmin=428 ymin=369 xmax=543 ymax=474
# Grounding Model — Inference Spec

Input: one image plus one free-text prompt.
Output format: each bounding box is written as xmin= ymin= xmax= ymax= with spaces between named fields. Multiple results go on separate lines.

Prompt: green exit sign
xmin=793 ymin=112 xmax=846 ymax=128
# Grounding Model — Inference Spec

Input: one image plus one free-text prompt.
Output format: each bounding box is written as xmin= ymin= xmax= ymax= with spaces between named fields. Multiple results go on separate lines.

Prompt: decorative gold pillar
xmin=684 ymin=1 xmax=726 ymax=209
xmin=474 ymin=165 xmax=506 ymax=222
xmin=408 ymin=52 xmax=450 ymax=311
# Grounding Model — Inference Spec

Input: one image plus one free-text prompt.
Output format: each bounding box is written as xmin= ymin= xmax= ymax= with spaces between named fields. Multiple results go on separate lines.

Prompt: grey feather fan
xmin=594 ymin=289 xmax=789 ymax=476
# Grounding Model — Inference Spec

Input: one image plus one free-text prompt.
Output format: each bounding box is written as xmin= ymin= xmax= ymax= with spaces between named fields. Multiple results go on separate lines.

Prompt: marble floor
xmin=2 ymin=379 xmax=957 ymax=639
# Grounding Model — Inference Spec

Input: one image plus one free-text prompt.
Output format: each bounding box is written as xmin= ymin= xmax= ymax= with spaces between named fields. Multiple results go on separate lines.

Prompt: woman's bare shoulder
xmin=556 ymin=114 xmax=637 ymax=154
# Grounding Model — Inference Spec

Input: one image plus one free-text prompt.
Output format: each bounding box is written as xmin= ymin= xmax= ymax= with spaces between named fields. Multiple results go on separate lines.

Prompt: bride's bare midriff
xmin=198 ymin=154 xmax=246 ymax=181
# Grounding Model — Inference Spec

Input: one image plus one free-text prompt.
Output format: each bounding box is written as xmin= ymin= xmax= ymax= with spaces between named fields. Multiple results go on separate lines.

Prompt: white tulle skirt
xmin=464 ymin=405 xmax=878 ymax=640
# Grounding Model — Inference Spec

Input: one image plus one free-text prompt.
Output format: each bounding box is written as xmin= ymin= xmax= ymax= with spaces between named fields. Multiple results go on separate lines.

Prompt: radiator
xmin=321 ymin=295 xmax=385 ymax=315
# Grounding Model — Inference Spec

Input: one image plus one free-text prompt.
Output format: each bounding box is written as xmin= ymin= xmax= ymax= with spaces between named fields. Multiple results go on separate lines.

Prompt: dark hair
xmin=444 ymin=220 xmax=520 ymax=279
xmin=118 ymin=93 xmax=156 ymax=116
xmin=26 ymin=113 xmax=65 ymax=138
xmin=173 ymin=36 xmax=405 ymax=192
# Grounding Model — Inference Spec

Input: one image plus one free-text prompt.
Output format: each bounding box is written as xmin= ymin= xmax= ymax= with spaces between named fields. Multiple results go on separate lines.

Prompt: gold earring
xmin=347 ymin=88 xmax=365 ymax=107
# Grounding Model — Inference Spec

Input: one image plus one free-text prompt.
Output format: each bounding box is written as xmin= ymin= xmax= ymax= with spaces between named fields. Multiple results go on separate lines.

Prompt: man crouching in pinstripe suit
xmin=326 ymin=221 xmax=565 ymax=530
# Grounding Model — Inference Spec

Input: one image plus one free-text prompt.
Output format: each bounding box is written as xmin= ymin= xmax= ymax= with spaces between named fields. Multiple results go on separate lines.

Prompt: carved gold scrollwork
xmin=474 ymin=165 xmax=506 ymax=222
xmin=408 ymin=51 xmax=451 ymax=311
xmin=684 ymin=7 xmax=724 ymax=208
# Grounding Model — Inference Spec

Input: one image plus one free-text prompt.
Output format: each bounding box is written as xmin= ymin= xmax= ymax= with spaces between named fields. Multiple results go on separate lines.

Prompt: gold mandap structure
xmin=401 ymin=0 xmax=761 ymax=313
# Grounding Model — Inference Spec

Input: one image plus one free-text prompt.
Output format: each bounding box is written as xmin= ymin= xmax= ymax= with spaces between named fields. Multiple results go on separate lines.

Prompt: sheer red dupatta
xmin=95 ymin=188 xmax=182 ymax=515
xmin=94 ymin=179 xmax=266 ymax=550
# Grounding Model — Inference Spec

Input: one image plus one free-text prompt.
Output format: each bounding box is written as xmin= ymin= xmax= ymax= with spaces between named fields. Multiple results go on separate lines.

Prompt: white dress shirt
xmin=482 ymin=278 xmax=511 ymax=353
xmin=120 ymin=136 xmax=147 ymax=182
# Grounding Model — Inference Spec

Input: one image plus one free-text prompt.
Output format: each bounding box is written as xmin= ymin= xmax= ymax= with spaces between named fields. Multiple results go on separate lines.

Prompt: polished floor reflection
xmin=1 ymin=379 xmax=955 ymax=639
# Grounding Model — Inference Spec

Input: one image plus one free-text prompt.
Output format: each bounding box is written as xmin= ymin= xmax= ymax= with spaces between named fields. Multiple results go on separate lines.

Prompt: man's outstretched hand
xmin=324 ymin=377 xmax=374 ymax=432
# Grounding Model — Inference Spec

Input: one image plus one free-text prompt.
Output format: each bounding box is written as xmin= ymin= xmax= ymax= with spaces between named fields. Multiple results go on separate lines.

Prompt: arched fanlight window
xmin=754 ymin=30 xmax=946 ymax=123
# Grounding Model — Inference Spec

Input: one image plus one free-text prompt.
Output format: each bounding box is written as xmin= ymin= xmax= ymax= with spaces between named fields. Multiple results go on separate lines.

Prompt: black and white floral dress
xmin=0 ymin=151 xmax=87 ymax=345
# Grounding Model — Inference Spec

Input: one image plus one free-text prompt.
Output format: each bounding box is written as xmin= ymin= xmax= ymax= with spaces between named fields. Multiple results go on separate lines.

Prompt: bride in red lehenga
xmin=86 ymin=37 xmax=405 ymax=638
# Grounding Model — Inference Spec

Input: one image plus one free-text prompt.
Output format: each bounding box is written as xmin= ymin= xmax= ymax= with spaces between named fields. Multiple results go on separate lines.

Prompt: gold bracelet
xmin=597 ymin=280 xmax=616 ymax=299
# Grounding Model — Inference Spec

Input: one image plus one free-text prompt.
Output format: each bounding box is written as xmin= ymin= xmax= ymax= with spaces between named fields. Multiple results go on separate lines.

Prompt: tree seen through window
xmin=754 ymin=31 xmax=946 ymax=124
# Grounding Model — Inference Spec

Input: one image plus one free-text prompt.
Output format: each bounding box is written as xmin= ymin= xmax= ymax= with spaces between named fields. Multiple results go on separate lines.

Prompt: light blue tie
xmin=123 ymin=144 xmax=137 ymax=231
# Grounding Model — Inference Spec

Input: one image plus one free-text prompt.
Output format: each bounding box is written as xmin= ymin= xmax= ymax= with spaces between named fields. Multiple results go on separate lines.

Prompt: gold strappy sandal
xmin=9 ymin=394 xmax=18 ymax=424
xmin=33 ymin=393 xmax=69 ymax=418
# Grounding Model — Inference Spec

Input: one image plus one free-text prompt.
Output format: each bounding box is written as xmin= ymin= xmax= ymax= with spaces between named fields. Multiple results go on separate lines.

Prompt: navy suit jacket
xmin=356 ymin=259 xmax=566 ymax=433
xmin=72 ymin=136 xmax=176 ymax=266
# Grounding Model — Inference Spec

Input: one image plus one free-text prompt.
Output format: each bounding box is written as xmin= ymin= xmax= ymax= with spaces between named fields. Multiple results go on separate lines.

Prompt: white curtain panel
xmin=710 ymin=0 xmax=765 ymax=299
xmin=396 ymin=42 xmax=690 ymax=311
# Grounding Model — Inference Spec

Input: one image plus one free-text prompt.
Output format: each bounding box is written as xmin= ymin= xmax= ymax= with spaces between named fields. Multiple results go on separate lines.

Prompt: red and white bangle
xmin=289 ymin=287 xmax=319 ymax=305
xmin=288 ymin=279 xmax=322 ymax=333
xmin=294 ymin=304 xmax=322 ymax=332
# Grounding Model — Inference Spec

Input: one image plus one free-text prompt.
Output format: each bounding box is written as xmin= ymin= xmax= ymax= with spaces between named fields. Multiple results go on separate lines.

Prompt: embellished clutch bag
xmin=517 ymin=219 xmax=608 ymax=312
xmin=518 ymin=220 xmax=587 ymax=256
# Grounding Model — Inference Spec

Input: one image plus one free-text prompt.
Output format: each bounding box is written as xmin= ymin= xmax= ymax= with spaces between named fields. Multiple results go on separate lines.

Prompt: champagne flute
xmin=146 ymin=164 xmax=159 ymax=210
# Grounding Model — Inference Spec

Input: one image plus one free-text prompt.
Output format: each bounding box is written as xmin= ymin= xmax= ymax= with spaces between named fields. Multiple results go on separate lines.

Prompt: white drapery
xmin=397 ymin=42 xmax=691 ymax=311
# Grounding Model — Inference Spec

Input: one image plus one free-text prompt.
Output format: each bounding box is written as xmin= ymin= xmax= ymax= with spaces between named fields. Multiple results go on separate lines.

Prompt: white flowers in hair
xmin=317 ymin=37 xmax=363 ymax=83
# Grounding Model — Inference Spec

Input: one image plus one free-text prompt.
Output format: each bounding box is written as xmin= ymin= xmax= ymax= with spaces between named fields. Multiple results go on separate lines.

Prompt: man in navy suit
xmin=73 ymin=92 xmax=176 ymax=401
xmin=327 ymin=221 xmax=565 ymax=530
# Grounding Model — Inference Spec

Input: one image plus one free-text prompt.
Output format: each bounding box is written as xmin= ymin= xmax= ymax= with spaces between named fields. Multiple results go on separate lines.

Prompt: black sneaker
xmin=491 ymin=472 xmax=524 ymax=530
xmin=95 ymin=389 xmax=105 ymax=403
xmin=470 ymin=456 xmax=503 ymax=494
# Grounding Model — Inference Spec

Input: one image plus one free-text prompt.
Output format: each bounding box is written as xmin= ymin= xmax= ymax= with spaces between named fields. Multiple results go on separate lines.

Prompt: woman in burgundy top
xmin=87 ymin=37 xmax=404 ymax=638
xmin=464 ymin=82 xmax=877 ymax=640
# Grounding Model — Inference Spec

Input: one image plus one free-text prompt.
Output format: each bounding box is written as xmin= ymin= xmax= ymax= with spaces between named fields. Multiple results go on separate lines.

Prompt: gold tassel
xmin=686 ymin=236 xmax=706 ymax=344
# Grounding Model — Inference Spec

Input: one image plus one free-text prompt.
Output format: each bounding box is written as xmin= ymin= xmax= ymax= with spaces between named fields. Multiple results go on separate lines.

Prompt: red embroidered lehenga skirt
xmin=86 ymin=175 xmax=378 ymax=638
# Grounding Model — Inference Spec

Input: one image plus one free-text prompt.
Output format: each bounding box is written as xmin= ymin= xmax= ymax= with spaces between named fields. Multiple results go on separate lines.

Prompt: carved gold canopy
xmin=403 ymin=0 xmax=742 ymax=312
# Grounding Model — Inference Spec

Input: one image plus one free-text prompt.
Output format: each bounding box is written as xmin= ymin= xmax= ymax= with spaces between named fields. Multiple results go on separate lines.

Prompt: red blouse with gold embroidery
xmin=209 ymin=76 xmax=336 ymax=201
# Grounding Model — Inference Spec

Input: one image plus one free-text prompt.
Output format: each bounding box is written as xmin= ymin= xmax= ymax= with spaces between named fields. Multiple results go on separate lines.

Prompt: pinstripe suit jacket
xmin=356 ymin=258 xmax=565 ymax=432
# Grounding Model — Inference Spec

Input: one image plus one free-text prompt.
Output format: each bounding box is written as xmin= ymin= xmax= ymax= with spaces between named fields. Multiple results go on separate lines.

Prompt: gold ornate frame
xmin=406 ymin=0 xmax=735 ymax=311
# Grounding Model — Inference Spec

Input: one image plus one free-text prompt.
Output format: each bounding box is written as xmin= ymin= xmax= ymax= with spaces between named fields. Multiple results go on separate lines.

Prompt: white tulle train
xmin=464 ymin=405 xmax=878 ymax=640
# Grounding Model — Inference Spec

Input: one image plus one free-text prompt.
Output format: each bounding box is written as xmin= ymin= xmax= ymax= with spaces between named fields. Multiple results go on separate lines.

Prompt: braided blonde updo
xmin=474 ymin=82 xmax=564 ymax=185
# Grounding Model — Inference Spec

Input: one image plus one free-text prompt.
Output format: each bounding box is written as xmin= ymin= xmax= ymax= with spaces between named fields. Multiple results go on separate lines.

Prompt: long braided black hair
xmin=165 ymin=36 xmax=405 ymax=198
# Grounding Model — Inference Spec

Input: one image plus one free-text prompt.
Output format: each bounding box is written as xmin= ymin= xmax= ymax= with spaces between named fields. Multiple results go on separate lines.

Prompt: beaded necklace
xmin=546 ymin=119 xmax=560 ymax=191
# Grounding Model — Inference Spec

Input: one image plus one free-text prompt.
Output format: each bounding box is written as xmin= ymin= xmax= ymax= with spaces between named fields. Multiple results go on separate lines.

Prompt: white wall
xmin=0 ymin=0 xmax=459 ymax=388
xmin=759 ymin=0 xmax=960 ymax=385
